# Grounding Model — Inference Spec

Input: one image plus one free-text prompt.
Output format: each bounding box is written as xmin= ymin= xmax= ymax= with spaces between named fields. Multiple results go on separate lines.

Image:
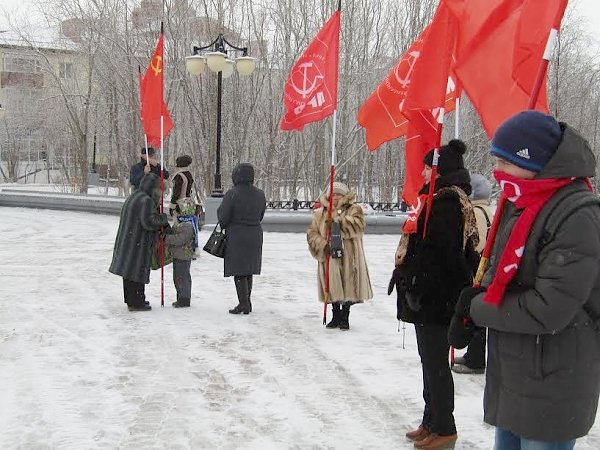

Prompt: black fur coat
xmin=395 ymin=170 xmax=475 ymax=325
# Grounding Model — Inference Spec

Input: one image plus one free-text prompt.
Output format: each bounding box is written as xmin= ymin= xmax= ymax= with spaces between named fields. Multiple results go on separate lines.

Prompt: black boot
xmin=230 ymin=276 xmax=250 ymax=315
xmin=339 ymin=303 xmax=351 ymax=330
xmin=248 ymin=276 xmax=253 ymax=312
xmin=172 ymin=297 xmax=190 ymax=308
xmin=326 ymin=302 xmax=342 ymax=328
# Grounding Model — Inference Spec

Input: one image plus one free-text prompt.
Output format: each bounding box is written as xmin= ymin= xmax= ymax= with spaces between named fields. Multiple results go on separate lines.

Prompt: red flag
xmin=400 ymin=110 xmax=439 ymax=233
xmin=357 ymin=30 xmax=426 ymax=151
xmin=357 ymin=26 xmax=460 ymax=151
xmin=280 ymin=11 xmax=340 ymax=131
xmin=452 ymin=0 xmax=566 ymax=136
xmin=141 ymin=33 xmax=174 ymax=146
xmin=404 ymin=1 xmax=460 ymax=112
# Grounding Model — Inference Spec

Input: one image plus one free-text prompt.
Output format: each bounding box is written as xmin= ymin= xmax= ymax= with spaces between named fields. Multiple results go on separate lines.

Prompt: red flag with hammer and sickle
xmin=280 ymin=11 xmax=340 ymax=131
xmin=141 ymin=32 xmax=174 ymax=146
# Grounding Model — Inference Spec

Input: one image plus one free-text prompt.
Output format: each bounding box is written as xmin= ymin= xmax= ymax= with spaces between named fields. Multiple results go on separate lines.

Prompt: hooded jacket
xmin=109 ymin=173 xmax=169 ymax=283
xmin=470 ymin=124 xmax=600 ymax=441
xmin=217 ymin=164 xmax=266 ymax=277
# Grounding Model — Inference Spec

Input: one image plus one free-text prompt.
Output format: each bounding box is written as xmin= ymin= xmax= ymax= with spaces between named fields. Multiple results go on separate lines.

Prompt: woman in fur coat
xmin=307 ymin=182 xmax=373 ymax=330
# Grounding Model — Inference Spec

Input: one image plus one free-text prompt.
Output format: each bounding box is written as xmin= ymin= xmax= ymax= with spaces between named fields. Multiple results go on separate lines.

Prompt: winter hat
xmin=423 ymin=139 xmax=467 ymax=176
xmin=177 ymin=197 xmax=196 ymax=216
xmin=141 ymin=146 xmax=155 ymax=157
xmin=491 ymin=110 xmax=562 ymax=172
xmin=176 ymin=155 xmax=192 ymax=167
xmin=329 ymin=181 xmax=350 ymax=196
xmin=470 ymin=174 xmax=492 ymax=201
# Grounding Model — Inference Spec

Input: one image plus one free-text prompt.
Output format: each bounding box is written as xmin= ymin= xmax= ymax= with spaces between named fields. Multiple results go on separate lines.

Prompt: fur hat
xmin=141 ymin=146 xmax=155 ymax=157
xmin=176 ymin=155 xmax=192 ymax=167
xmin=470 ymin=174 xmax=492 ymax=201
xmin=491 ymin=110 xmax=562 ymax=172
xmin=423 ymin=139 xmax=467 ymax=176
xmin=329 ymin=181 xmax=350 ymax=196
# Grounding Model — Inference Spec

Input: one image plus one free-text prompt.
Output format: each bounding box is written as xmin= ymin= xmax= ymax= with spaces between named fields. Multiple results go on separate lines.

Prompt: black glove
xmin=448 ymin=286 xmax=486 ymax=349
xmin=455 ymin=286 xmax=486 ymax=318
xmin=388 ymin=266 xmax=401 ymax=295
xmin=405 ymin=275 xmax=422 ymax=312
xmin=448 ymin=314 xmax=476 ymax=349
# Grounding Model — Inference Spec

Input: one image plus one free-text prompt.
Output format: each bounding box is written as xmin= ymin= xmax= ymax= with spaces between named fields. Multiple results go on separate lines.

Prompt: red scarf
xmin=484 ymin=170 xmax=578 ymax=306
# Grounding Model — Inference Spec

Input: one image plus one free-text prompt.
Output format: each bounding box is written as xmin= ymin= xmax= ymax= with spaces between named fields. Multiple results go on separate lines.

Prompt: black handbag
xmin=203 ymin=223 xmax=226 ymax=258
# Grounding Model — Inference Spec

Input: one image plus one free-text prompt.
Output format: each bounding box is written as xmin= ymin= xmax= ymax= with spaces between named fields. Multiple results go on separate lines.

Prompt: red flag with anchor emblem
xmin=280 ymin=11 xmax=340 ymax=131
xmin=141 ymin=32 xmax=174 ymax=146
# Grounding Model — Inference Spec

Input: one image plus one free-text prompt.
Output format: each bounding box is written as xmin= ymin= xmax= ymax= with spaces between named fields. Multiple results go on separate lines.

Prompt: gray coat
xmin=217 ymin=163 xmax=266 ymax=277
xmin=470 ymin=125 xmax=600 ymax=441
xmin=165 ymin=221 xmax=195 ymax=261
xmin=109 ymin=173 xmax=169 ymax=283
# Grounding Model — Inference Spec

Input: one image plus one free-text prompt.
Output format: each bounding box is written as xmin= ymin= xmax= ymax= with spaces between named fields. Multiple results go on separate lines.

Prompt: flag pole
xmin=472 ymin=2 xmax=567 ymax=288
xmin=422 ymin=110 xmax=444 ymax=238
xmin=323 ymin=0 xmax=342 ymax=325
xmin=160 ymin=115 xmax=165 ymax=307
xmin=454 ymin=97 xmax=460 ymax=139
xmin=323 ymin=109 xmax=338 ymax=324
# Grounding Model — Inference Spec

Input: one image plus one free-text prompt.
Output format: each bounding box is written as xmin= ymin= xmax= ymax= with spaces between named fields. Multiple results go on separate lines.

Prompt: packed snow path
xmin=1 ymin=207 xmax=599 ymax=449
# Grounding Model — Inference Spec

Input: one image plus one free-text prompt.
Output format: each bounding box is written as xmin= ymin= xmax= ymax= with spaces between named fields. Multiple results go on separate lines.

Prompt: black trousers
xmin=415 ymin=323 xmax=457 ymax=436
xmin=464 ymin=326 xmax=486 ymax=369
xmin=123 ymin=278 xmax=146 ymax=308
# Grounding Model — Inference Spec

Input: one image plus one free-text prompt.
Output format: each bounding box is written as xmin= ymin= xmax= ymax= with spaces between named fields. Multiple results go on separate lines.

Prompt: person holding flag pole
xmin=448 ymin=1 xmax=600 ymax=448
xmin=281 ymin=1 xmax=372 ymax=327
xmin=139 ymin=22 xmax=175 ymax=307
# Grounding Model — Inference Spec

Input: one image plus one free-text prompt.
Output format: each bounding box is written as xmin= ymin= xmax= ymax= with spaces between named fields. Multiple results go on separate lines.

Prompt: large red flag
xmin=357 ymin=26 xmax=460 ymax=151
xmin=452 ymin=0 xmax=566 ymax=137
xmin=280 ymin=11 xmax=340 ymax=131
xmin=141 ymin=33 xmax=174 ymax=146
xmin=403 ymin=1 xmax=461 ymax=112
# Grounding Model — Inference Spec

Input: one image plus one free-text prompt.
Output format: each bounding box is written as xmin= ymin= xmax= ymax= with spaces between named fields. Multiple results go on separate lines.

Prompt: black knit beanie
xmin=491 ymin=110 xmax=562 ymax=172
xmin=423 ymin=139 xmax=467 ymax=175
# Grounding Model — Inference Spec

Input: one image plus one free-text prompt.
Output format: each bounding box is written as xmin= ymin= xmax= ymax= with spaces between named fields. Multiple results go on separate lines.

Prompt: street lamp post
xmin=185 ymin=34 xmax=256 ymax=198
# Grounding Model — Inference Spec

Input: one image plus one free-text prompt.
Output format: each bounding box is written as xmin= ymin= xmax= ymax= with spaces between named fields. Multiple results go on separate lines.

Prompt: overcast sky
xmin=1 ymin=0 xmax=599 ymax=44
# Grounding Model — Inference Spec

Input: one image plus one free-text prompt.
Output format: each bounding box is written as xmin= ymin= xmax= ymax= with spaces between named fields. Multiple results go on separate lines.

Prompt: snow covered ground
xmin=0 ymin=206 xmax=599 ymax=449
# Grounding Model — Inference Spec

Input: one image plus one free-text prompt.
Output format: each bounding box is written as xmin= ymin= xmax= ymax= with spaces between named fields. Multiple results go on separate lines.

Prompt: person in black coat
xmin=217 ymin=163 xmax=266 ymax=315
xmin=129 ymin=147 xmax=170 ymax=190
xmin=394 ymin=140 xmax=477 ymax=448
xmin=109 ymin=173 xmax=170 ymax=311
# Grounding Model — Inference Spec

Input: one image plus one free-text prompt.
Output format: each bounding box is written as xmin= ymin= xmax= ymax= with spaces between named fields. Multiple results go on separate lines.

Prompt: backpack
xmin=538 ymin=189 xmax=600 ymax=248
xmin=538 ymin=189 xmax=600 ymax=324
xmin=473 ymin=205 xmax=491 ymax=239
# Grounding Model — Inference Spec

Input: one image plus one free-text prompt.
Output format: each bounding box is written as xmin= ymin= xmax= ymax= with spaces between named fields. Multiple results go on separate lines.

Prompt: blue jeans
xmin=494 ymin=428 xmax=576 ymax=450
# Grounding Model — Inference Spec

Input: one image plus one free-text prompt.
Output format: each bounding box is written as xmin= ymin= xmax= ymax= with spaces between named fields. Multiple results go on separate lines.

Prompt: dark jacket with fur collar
xmin=397 ymin=169 xmax=474 ymax=325
xmin=109 ymin=173 xmax=169 ymax=283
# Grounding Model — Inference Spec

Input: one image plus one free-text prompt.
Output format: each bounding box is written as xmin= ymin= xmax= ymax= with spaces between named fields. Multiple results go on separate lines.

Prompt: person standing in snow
xmin=169 ymin=155 xmax=194 ymax=219
xmin=165 ymin=197 xmax=199 ymax=308
xmin=109 ymin=173 xmax=170 ymax=311
xmin=392 ymin=139 xmax=478 ymax=449
xmin=129 ymin=147 xmax=170 ymax=190
xmin=449 ymin=110 xmax=600 ymax=450
xmin=306 ymin=181 xmax=373 ymax=331
xmin=452 ymin=173 xmax=494 ymax=375
xmin=217 ymin=163 xmax=266 ymax=315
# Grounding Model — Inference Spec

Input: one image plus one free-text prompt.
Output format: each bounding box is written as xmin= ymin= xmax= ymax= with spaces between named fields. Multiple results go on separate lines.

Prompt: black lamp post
xmin=186 ymin=34 xmax=256 ymax=197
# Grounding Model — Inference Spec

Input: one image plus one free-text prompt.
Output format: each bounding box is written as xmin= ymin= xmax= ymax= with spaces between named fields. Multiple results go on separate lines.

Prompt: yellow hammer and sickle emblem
xmin=151 ymin=56 xmax=163 ymax=76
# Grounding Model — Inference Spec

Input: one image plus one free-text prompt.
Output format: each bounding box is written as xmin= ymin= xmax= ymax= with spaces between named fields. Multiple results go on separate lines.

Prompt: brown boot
xmin=406 ymin=424 xmax=430 ymax=442
xmin=414 ymin=433 xmax=457 ymax=449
